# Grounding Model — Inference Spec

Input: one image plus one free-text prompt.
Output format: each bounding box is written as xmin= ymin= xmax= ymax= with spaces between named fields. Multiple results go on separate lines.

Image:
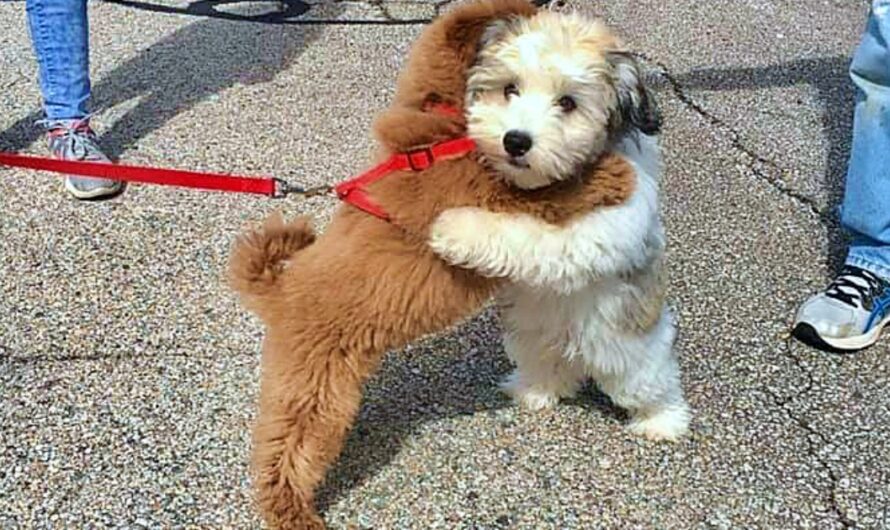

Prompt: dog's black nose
xmin=503 ymin=130 xmax=533 ymax=157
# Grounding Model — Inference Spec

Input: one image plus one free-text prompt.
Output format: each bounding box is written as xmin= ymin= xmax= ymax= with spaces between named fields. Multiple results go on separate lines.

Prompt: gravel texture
xmin=1 ymin=0 xmax=887 ymax=528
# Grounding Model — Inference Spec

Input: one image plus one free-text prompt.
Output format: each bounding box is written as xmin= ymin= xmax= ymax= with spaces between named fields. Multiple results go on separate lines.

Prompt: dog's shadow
xmin=315 ymin=308 xmax=624 ymax=512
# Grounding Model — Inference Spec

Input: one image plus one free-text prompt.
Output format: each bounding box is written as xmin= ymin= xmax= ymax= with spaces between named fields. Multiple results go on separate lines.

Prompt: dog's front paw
xmin=628 ymin=404 xmax=691 ymax=442
xmin=428 ymin=207 xmax=490 ymax=267
xmin=500 ymin=370 xmax=577 ymax=411
xmin=504 ymin=383 xmax=560 ymax=411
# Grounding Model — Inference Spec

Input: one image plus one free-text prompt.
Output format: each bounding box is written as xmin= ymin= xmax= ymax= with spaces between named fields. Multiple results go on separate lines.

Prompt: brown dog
xmin=229 ymin=1 xmax=636 ymax=527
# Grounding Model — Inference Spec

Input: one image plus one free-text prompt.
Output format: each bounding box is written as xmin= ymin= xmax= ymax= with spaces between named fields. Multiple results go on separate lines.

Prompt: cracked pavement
xmin=1 ymin=0 xmax=889 ymax=528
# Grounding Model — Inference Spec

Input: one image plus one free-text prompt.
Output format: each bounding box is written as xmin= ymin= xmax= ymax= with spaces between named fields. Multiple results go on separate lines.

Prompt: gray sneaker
xmin=793 ymin=265 xmax=890 ymax=352
xmin=42 ymin=118 xmax=122 ymax=200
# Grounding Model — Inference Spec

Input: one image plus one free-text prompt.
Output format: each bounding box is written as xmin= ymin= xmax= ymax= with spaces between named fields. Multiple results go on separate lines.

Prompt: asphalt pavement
xmin=1 ymin=0 xmax=886 ymax=528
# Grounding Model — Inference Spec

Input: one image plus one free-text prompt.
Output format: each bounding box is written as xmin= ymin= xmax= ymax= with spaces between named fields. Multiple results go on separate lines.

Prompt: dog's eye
xmin=558 ymin=95 xmax=577 ymax=113
xmin=504 ymin=83 xmax=520 ymax=99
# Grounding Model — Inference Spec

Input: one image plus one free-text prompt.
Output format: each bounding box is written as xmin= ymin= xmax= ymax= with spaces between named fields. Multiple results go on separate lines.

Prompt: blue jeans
xmin=843 ymin=0 xmax=890 ymax=279
xmin=25 ymin=0 xmax=91 ymax=120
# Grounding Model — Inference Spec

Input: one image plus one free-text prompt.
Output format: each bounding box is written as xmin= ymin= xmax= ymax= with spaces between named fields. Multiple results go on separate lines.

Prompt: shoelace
xmin=825 ymin=265 xmax=884 ymax=309
xmin=38 ymin=117 xmax=104 ymax=162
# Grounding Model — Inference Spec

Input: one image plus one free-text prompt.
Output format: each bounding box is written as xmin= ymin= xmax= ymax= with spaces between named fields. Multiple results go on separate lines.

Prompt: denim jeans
xmin=25 ymin=0 xmax=90 ymax=121
xmin=843 ymin=0 xmax=890 ymax=280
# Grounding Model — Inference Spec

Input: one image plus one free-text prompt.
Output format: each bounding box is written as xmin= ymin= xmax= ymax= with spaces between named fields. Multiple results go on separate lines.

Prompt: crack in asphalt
xmin=2 ymin=78 xmax=25 ymax=90
xmin=640 ymin=54 xmax=833 ymax=226
xmin=2 ymin=353 xmax=189 ymax=364
xmin=765 ymin=338 xmax=857 ymax=528
xmin=0 ymin=346 xmax=255 ymax=364
xmin=646 ymin=54 xmax=856 ymax=527
xmin=367 ymin=0 xmax=396 ymax=21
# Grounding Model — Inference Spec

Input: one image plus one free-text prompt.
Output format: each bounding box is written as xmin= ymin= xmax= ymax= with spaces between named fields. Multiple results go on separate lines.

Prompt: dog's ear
xmin=441 ymin=0 xmax=534 ymax=62
xmin=478 ymin=17 xmax=511 ymax=50
xmin=606 ymin=51 xmax=662 ymax=136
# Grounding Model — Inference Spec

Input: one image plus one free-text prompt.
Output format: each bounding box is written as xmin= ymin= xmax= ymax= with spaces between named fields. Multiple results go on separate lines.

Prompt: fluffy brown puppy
xmin=229 ymin=1 xmax=635 ymax=528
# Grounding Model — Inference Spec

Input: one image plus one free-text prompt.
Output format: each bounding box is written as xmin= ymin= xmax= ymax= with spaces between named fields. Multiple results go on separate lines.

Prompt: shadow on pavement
xmin=667 ymin=55 xmax=855 ymax=273
xmin=315 ymin=315 xmax=624 ymax=514
xmin=0 ymin=1 xmax=343 ymax=159
xmin=103 ymin=0 xmax=434 ymax=25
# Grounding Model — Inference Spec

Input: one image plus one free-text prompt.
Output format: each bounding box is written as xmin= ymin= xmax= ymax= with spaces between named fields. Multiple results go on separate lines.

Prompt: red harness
xmin=0 ymin=103 xmax=475 ymax=222
xmin=334 ymin=136 xmax=475 ymax=220
xmin=334 ymin=102 xmax=474 ymax=220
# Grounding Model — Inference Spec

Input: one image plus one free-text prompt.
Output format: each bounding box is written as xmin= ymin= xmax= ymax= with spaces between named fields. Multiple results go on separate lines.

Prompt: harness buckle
xmin=406 ymin=147 xmax=435 ymax=171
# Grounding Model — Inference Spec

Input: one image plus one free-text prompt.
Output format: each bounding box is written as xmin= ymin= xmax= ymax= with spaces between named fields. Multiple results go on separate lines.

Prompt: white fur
xmin=429 ymin=134 xmax=691 ymax=441
xmin=429 ymin=135 xmax=663 ymax=294
xmin=466 ymin=11 xmax=624 ymax=189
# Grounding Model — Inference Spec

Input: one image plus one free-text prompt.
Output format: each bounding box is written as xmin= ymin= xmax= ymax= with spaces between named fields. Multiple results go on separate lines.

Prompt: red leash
xmin=0 ymin=103 xmax=474 ymax=220
xmin=0 ymin=152 xmax=289 ymax=197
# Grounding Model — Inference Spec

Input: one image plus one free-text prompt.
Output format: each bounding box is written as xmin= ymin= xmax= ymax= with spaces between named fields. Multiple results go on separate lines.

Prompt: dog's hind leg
xmin=252 ymin=337 xmax=367 ymax=529
xmin=593 ymin=310 xmax=690 ymax=442
xmin=500 ymin=317 xmax=584 ymax=411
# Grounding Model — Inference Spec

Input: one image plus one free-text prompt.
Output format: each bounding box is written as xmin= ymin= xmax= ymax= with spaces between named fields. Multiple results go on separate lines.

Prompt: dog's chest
xmin=499 ymin=276 xmax=629 ymax=333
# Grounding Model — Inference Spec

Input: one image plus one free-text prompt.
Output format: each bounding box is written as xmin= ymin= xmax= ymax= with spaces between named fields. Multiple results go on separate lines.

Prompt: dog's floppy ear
xmin=442 ymin=0 xmax=535 ymax=63
xmin=478 ymin=17 xmax=511 ymax=50
xmin=606 ymin=51 xmax=662 ymax=136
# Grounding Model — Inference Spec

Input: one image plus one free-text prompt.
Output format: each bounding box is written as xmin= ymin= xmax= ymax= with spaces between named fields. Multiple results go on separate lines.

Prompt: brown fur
xmin=228 ymin=1 xmax=636 ymax=528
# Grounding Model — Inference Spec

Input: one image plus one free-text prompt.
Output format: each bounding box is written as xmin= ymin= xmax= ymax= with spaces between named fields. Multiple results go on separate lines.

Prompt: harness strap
xmin=333 ymin=134 xmax=476 ymax=221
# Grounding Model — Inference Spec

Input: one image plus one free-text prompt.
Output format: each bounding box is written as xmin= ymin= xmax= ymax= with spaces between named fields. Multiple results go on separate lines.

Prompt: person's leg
xmin=26 ymin=0 xmax=90 ymax=120
xmin=793 ymin=2 xmax=890 ymax=352
xmin=843 ymin=0 xmax=890 ymax=278
xmin=25 ymin=0 xmax=121 ymax=199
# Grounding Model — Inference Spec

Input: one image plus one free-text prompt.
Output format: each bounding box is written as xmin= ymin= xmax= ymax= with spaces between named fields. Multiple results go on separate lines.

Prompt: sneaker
xmin=793 ymin=265 xmax=890 ymax=352
xmin=41 ymin=118 xmax=122 ymax=200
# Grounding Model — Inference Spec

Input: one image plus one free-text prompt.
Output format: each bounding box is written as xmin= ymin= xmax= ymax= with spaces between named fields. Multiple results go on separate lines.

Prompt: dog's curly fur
xmin=428 ymin=10 xmax=690 ymax=440
xmin=228 ymin=1 xmax=636 ymax=527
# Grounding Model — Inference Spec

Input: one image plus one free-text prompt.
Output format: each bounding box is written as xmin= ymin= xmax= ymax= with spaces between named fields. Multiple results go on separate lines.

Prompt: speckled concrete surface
xmin=1 ymin=0 xmax=887 ymax=528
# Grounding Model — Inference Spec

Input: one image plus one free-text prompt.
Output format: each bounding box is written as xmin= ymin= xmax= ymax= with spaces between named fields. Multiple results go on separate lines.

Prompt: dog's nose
xmin=503 ymin=130 xmax=533 ymax=157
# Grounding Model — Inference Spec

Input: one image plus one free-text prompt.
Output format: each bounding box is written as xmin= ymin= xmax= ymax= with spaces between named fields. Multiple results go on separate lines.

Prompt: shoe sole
xmin=64 ymin=178 xmax=124 ymax=200
xmin=792 ymin=314 xmax=890 ymax=353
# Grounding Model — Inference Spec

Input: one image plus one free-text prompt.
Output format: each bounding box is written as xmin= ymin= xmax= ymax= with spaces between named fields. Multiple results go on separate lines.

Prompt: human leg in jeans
xmin=25 ymin=0 xmax=121 ymax=199
xmin=794 ymin=0 xmax=890 ymax=352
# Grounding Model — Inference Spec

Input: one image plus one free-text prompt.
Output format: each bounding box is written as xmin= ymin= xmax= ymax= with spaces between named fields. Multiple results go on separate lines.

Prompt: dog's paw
xmin=428 ymin=207 xmax=490 ymax=267
xmin=628 ymin=404 xmax=691 ymax=442
xmin=506 ymin=385 xmax=561 ymax=411
xmin=500 ymin=371 xmax=575 ymax=411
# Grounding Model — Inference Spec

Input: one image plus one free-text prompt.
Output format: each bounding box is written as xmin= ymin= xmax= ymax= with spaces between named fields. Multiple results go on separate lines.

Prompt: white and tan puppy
xmin=429 ymin=11 xmax=690 ymax=441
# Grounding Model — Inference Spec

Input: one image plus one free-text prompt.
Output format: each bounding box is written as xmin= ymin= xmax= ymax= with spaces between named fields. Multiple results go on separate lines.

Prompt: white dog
xmin=429 ymin=10 xmax=690 ymax=441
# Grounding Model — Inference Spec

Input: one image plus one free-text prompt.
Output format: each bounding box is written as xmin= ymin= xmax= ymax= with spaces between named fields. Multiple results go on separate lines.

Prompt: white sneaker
xmin=42 ymin=118 xmax=123 ymax=200
xmin=793 ymin=265 xmax=890 ymax=352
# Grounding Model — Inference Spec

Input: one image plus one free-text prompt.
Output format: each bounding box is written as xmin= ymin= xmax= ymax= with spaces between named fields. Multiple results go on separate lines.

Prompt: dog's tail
xmin=228 ymin=212 xmax=316 ymax=313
